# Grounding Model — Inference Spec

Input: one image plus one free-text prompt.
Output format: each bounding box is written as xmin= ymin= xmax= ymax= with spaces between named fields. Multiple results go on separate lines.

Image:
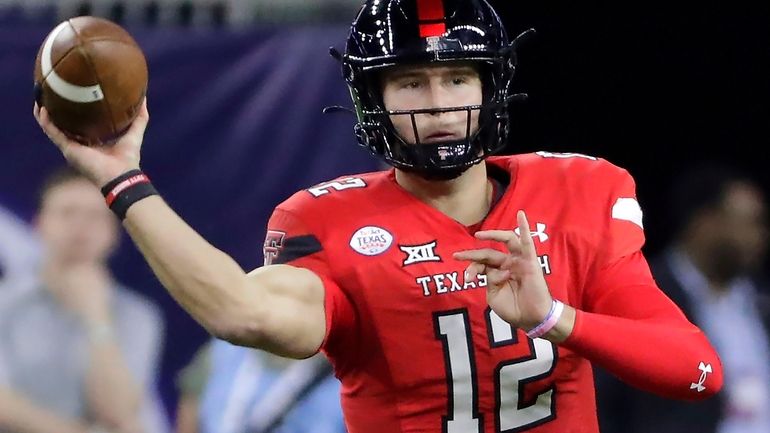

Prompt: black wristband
xmin=101 ymin=169 xmax=158 ymax=220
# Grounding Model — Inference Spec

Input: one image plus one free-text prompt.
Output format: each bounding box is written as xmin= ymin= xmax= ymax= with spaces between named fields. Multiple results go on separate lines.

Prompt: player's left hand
xmin=453 ymin=210 xmax=554 ymax=330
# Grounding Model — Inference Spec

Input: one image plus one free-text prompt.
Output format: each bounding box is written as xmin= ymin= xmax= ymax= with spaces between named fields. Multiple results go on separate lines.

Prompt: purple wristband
xmin=526 ymin=300 xmax=565 ymax=339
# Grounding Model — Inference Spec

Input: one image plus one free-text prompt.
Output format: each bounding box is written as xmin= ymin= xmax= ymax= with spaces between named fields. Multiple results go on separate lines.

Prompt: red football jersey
xmin=264 ymin=153 xmax=722 ymax=433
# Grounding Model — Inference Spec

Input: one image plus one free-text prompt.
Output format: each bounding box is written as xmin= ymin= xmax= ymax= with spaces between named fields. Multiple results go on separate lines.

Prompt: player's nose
xmin=425 ymin=82 xmax=454 ymax=113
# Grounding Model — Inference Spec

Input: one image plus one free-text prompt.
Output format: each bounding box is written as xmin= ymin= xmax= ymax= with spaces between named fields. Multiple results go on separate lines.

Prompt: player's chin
xmin=413 ymin=166 xmax=469 ymax=181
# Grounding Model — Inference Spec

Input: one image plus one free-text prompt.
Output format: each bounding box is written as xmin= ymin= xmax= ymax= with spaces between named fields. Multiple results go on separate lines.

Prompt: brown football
xmin=34 ymin=16 xmax=148 ymax=146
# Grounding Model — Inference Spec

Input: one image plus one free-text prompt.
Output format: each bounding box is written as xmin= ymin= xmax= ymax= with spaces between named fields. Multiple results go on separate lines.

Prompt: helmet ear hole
xmin=329 ymin=46 xmax=344 ymax=62
xmin=354 ymin=124 xmax=370 ymax=146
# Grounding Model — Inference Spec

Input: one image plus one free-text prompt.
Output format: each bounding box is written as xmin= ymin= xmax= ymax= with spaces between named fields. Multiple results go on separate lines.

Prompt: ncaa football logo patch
xmin=349 ymin=226 xmax=393 ymax=256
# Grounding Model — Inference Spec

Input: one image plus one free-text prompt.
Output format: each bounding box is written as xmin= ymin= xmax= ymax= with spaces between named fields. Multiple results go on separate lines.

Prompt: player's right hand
xmin=453 ymin=210 xmax=555 ymax=330
xmin=33 ymin=98 xmax=149 ymax=187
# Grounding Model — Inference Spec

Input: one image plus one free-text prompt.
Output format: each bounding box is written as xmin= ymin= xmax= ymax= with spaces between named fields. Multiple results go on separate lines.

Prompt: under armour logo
xmin=400 ymin=241 xmax=441 ymax=266
xmin=690 ymin=362 xmax=713 ymax=393
xmin=515 ymin=222 xmax=549 ymax=243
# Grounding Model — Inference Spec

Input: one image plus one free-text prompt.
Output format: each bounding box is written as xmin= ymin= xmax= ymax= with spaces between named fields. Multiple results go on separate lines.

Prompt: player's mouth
xmin=423 ymin=131 xmax=461 ymax=143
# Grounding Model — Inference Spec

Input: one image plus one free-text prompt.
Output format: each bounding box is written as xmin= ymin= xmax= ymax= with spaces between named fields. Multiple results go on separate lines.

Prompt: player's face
xmin=380 ymin=61 xmax=482 ymax=145
xmin=36 ymin=179 xmax=118 ymax=264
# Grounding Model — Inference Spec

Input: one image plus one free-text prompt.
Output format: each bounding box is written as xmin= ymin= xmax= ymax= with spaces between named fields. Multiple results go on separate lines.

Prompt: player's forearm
xmin=122 ymin=196 xmax=326 ymax=357
xmin=84 ymin=333 xmax=143 ymax=432
xmin=0 ymin=387 xmax=88 ymax=433
xmin=561 ymin=310 xmax=723 ymax=400
xmin=122 ymin=195 xmax=263 ymax=338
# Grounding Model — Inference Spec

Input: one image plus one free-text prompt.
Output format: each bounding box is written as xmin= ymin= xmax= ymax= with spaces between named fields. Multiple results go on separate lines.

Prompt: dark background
xmin=2 ymin=0 xmax=769 ymax=422
xmin=489 ymin=0 xmax=770 ymax=255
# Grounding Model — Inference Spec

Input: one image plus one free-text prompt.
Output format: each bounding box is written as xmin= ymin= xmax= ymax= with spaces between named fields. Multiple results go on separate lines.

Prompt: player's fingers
xmin=37 ymin=106 xmax=70 ymax=149
xmin=485 ymin=268 xmax=511 ymax=286
xmin=453 ymin=249 xmax=509 ymax=268
xmin=137 ymin=97 xmax=149 ymax=121
xmin=464 ymin=262 xmax=486 ymax=282
xmin=516 ymin=210 xmax=537 ymax=259
xmin=474 ymin=230 xmax=522 ymax=253
xmin=33 ymin=103 xmax=40 ymax=120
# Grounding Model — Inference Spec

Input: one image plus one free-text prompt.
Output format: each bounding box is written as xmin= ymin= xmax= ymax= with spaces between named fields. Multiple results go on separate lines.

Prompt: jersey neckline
xmin=384 ymin=157 xmax=520 ymax=236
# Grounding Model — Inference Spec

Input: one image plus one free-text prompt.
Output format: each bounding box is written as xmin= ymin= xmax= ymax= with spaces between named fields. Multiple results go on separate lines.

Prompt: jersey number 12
xmin=434 ymin=308 xmax=557 ymax=433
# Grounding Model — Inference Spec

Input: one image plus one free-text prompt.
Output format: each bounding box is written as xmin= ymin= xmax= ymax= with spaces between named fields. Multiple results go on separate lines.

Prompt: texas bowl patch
xmin=349 ymin=226 xmax=393 ymax=256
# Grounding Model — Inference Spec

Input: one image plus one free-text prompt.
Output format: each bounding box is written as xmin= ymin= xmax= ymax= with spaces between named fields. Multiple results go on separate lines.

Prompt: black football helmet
xmin=334 ymin=0 xmax=533 ymax=179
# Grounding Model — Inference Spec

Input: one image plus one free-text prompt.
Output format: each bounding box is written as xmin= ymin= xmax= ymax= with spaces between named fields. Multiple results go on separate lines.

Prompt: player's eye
xmin=402 ymin=80 xmax=421 ymax=89
xmin=451 ymin=76 xmax=468 ymax=85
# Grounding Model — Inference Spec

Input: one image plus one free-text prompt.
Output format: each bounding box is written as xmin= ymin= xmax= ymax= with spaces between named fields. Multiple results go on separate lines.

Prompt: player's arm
xmin=554 ymin=167 xmax=723 ymax=400
xmin=460 ymin=214 xmax=722 ymax=401
xmin=34 ymin=101 xmax=327 ymax=359
xmin=558 ymin=251 xmax=723 ymax=401
xmin=125 ymin=196 xmax=327 ymax=358
xmin=560 ymin=168 xmax=723 ymax=400
xmin=457 ymin=165 xmax=723 ymax=401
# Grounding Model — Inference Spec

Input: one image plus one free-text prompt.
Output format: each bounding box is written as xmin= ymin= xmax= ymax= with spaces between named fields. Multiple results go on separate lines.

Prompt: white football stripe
xmin=612 ymin=197 xmax=644 ymax=229
xmin=41 ymin=21 xmax=104 ymax=103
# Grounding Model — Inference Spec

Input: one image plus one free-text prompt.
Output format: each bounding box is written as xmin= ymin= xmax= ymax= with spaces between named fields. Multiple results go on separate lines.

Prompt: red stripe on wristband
xmin=105 ymin=174 xmax=150 ymax=206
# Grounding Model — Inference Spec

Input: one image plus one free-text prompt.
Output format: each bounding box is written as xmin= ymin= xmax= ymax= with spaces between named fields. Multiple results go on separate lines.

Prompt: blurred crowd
xmin=0 ymin=167 xmax=346 ymax=433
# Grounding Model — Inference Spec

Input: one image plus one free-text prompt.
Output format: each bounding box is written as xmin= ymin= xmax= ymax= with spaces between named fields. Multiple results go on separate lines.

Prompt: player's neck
xmin=395 ymin=163 xmax=492 ymax=225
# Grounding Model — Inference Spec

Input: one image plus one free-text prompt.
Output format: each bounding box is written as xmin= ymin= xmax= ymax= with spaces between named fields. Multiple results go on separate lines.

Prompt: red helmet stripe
xmin=417 ymin=0 xmax=446 ymax=37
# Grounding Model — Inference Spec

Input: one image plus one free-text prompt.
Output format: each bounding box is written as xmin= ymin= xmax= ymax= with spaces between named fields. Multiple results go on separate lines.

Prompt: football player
xmin=35 ymin=1 xmax=723 ymax=432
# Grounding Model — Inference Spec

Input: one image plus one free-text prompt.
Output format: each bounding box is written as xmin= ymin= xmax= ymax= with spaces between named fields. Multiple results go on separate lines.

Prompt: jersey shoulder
xmin=490 ymin=151 xmax=635 ymax=192
xmin=500 ymin=152 xmax=646 ymax=259
xmin=271 ymin=169 xmax=395 ymax=221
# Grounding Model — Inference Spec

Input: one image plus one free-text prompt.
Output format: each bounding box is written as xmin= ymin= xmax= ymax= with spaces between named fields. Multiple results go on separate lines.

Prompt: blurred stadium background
xmin=1 ymin=0 xmax=769 ymax=427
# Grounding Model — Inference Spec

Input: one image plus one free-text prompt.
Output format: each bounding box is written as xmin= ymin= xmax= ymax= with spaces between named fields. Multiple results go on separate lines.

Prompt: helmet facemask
xmin=336 ymin=0 xmax=534 ymax=179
